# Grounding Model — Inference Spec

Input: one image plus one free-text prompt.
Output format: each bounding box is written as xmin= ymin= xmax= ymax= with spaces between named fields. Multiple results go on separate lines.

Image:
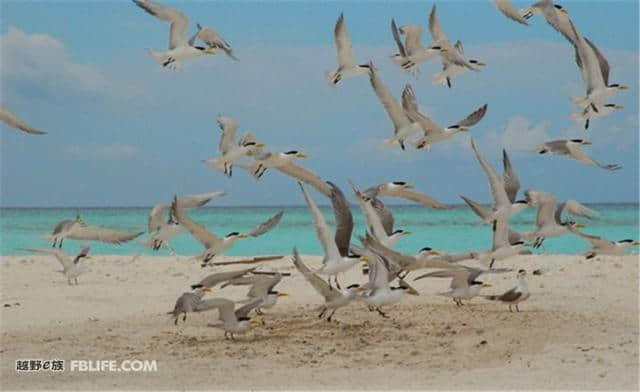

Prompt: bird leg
xmin=376 ymin=307 xmax=390 ymax=319
xmin=516 ymin=304 xmax=520 ymax=312
xmin=446 ymin=77 xmax=452 ymax=88
xmin=327 ymin=277 xmax=333 ymax=290
xmin=334 ymin=275 xmax=341 ymax=290
xmin=174 ymin=317 xmax=178 ymax=326
xmin=368 ymin=305 xmax=375 ymax=312
xmin=52 ymin=239 xmax=57 ymax=248
xmin=327 ymin=309 xmax=337 ymax=322
xmin=59 ymin=239 xmax=63 ymax=248
xmin=183 ymin=313 xmax=187 ymax=322
xmin=256 ymin=308 xmax=264 ymax=316
xmin=318 ymin=308 xmax=327 ymax=319
xmin=489 ymin=259 xmax=495 ymax=269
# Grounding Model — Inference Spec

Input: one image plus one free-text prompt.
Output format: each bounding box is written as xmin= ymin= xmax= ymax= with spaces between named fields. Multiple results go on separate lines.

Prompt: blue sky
xmin=1 ymin=0 xmax=638 ymax=207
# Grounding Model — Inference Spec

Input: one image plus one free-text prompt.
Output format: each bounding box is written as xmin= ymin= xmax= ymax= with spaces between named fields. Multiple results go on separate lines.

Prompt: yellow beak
xmin=360 ymin=255 xmax=370 ymax=263
xmin=255 ymin=143 xmax=265 ymax=148
xmin=575 ymin=223 xmax=587 ymax=228
xmin=407 ymin=288 xmax=419 ymax=296
xmin=250 ymin=319 xmax=263 ymax=327
xmin=482 ymin=283 xmax=493 ymax=288
xmin=205 ymin=48 xmax=217 ymax=55
xmin=296 ymin=152 xmax=308 ymax=158
xmin=203 ymin=287 xmax=213 ymax=293
xmin=277 ymin=292 xmax=289 ymax=297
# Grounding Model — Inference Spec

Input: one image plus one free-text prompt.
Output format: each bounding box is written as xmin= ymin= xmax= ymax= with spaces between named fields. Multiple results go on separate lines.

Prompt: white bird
xmin=244 ymin=149 xmax=331 ymax=197
xmin=299 ymin=182 xmax=368 ymax=289
xmin=292 ymin=248 xmax=362 ymax=322
xmin=390 ymin=19 xmax=443 ymax=76
xmin=567 ymin=227 xmax=640 ymax=258
xmin=222 ymin=273 xmax=288 ymax=315
xmin=523 ymin=190 xmax=594 ymax=248
xmin=44 ymin=216 xmax=143 ymax=248
xmin=351 ymin=183 xmax=411 ymax=249
xmin=171 ymin=196 xmax=284 ymax=267
xmin=0 ymin=106 xmax=46 ymax=135
xmin=133 ymin=0 xmax=216 ymax=69
xmin=368 ymin=61 xmax=423 ymax=150
xmin=521 ymin=0 xmax=576 ymax=43
xmin=168 ymin=285 xmax=212 ymax=325
xmin=429 ymin=5 xmax=484 ymax=88
xmin=531 ymin=139 xmax=621 ymax=171
xmin=23 ymin=247 xmax=91 ymax=285
xmin=190 ymin=267 xmax=257 ymax=290
xmin=48 ymin=215 xmax=85 ymax=248
xmin=204 ymin=116 xmax=263 ymax=177
xmin=483 ymin=269 xmax=530 ymax=312
xmin=326 ymin=13 xmax=371 ymax=85
xmin=193 ymin=23 xmax=238 ymax=61
xmin=414 ymin=265 xmax=511 ymax=306
xmin=195 ymin=297 xmax=264 ymax=340
xmin=402 ymin=84 xmax=488 ymax=150
xmin=356 ymin=245 xmax=419 ymax=318
xmin=570 ymin=103 xmax=625 ymax=130
xmin=490 ymin=0 xmax=529 ymax=25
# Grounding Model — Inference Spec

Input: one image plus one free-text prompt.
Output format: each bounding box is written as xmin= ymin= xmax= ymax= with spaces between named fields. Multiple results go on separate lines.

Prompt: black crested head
xmin=226 ymin=232 xmax=240 ymax=237
xmin=553 ymin=4 xmax=564 ymax=9
xmin=432 ymin=45 xmax=442 ymax=50
xmin=570 ymin=139 xmax=584 ymax=143
xmin=513 ymin=241 xmax=525 ymax=245
xmin=470 ymin=280 xmax=483 ymax=286
xmin=195 ymin=46 xmax=206 ymax=51
xmin=267 ymin=290 xmax=278 ymax=295
xmin=619 ymin=239 xmax=634 ymax=243
xmin=609 ymin=83 xmax=619 ymax=87
xmin=285 ymin=150 xmax=299 ymax=155
xmin=392 ymin=229 xmax=405 ymax=234
xmin=604 ymin=104 xmax=616 ymax=107
xmin=518 ymin=269 xmax=526 ymax=274
xmin=420 ymin=246 xmax=433 ymax=252
xmin=359 ymin=63 xmax=371 ymax=68
xmin=449 ymin=124 xmax=461 ymax=129
xmin=238 ymin=317 xmax=251 ymax=322
xmin=516 ymin=200 xmax=528 ymax=204
xmin=191 ymin=284 xmax=204 ymax=289
xmin=392 ymin=181 xmax=406 ymax=186
xmin=346 ymin=283 xmax=360 ymax=289
xmin=470 ymin=60 xmax=478 ymax=64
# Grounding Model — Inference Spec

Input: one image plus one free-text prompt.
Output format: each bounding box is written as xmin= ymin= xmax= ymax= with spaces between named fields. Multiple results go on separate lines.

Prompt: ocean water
xmin=1 ymin=204 xmax=638 ymax=258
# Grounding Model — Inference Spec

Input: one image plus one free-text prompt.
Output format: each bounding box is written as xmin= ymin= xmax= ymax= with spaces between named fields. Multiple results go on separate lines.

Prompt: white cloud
xmin=483 ymin=115 xmax=550 ymax=155
xmin=0 ymin=27 xmax=109 ymax=97
xmin=63 ymin=144 xmax=139 ymax=159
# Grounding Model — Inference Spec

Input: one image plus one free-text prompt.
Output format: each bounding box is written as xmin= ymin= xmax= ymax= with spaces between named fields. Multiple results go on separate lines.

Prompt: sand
xmin=1 ymin=253 xmax=638 ymax=390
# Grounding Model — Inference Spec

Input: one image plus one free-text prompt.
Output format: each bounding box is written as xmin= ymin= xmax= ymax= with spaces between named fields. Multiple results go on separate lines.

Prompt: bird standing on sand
xmin=483 ymin=269 xmax=530 ymax=312
xmin=23 ymin=247 xmax=91 ymax=285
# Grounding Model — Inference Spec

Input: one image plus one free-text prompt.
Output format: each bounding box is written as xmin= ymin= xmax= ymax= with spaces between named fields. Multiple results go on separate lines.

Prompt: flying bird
xmin=204 ymin=116 xmax=263 ymax=177
xmin=326 ymin=13 xmax=371 ymax=85
xmin=196 ymin=297 xmax=264 ymax=340
xmin=23 ymin=247 xmax=92 ymax=285
xmin=490 ymin=0 xmax=529 ymax=25
xmin=193 ymin=23 xmax=238 ymax=61
xmin=531 ymin=139 xmax=621 ymax=171
xmin=0 ymin=106 xmax=46 ymax=135
xmin=390 ymin=19 xmax=443 ymax=76
xmin=168 ymin=285 xmax=212 ymax=325
xmin=222 ymin=273 xmax=288 ymax=315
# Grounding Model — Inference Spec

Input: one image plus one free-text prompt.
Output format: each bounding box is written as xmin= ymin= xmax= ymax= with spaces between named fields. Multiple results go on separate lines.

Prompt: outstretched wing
xmin=171 ymin=196 xmax=221 ymax=249
xmin=244 ymin=211 xmax=284 ymax=237
xmin=0 ymin=106 xmax=47 ymax=135
xmin=292 ymin=249 xmax=342 ymax=302
xmin=67 ymin=226 xmax=143 ymax=245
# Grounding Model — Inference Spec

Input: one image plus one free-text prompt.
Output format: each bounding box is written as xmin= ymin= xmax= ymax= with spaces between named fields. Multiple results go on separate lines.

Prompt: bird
xmin=193 ymin=23 xmax=238 ymax=61
xmin=523 ymin=190 xmax=595 ymax=248
xmin=195 ymin=297 xmax=264 ymax=340
xmin=490 ymin=0 xmax=529 ymax=25
xmin=142 ymin=191 xmax=226 ymax=251
xmin=168 ymin=285 xmax=212 ymax=325
xmin=483 ymin=269 xmax=530 ymax=312
xmin=367 ymin=60 xmax=423 ymax=150
xmin=171 ymin=196 xmax=284 ymax=267
xmin=204 ymin=116 xmax=264 ymax=177
xmin=390 ymin=19 xmax=443 ymax=76
xmin=242 ymin=149 xmax=332 ymax=197
xmin=429 ymin=5 xmax=484 ymax=88
xmin=221 ymin=273 xmax=288 ymax=315
xmin=402 ymin=84 xmax=488 ymax=150
xmin=351 ymin=182 xmax=411 ymax=249
xmin=132 ymin=0 xmax=216 ymax=69
xmin=570 ymin=104 xmax=625 ymax=130
xmin=0 ymin=106 xmax=46 ymax=135
xmin=191 ymin=267 xmax=257 ymax=290
xmin=291 ymin=248 xmax=361 ymax=322
xmin=470 ymin=140 xmax=531 ymax=222
xmin=298 ymin=182 xmax=368 ymax=290
xmin=356 ymin=244 xmax=419 ymax=318
xmin=531 ymin=139 xmax=621 ymax=171
xmin=566 ymin=227 xmax=640 ymax=258
xmin=361 ymin=181 xmax=448 ymax=237
xmin=44 ymin=216 xmax=143 ymax=248
xmin=414 ymin=265 xmax=511 ymax=306
xmin=327 ymin=181 xmax=355 ymax=258
xmin=521 ymin=0 xmax=576 ymax=44
xmin=325 ymin=13 xmax=371 ymax=85
xmin=23 ymin=247 xmax=91 ymax=285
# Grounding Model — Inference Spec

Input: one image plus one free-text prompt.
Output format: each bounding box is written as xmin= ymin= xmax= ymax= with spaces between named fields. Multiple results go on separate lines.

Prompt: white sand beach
xmin=1 ymin=253 xmax=638 ymax=390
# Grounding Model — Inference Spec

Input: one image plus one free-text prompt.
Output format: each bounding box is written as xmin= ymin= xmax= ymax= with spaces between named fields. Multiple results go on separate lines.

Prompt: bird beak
xmin=205 ymin=48 xmax=217 ymax=55
xmin=250 ymin=319 xmax=264 ymax=327
xmin=360 ymin=255 xmax=370 ymax=263
xmin=255 ymin=143 xmax=265 ymax=148
xmin=357 ymin=287 xmax=369 ymax=292
xmin=614 ymin=105 xmax=624 ymax=110
xmin=277 ymin=292 xmax=289 ymax=297
xmin=583 ymin=141 xmax=593 ymax=145
xmin=633 ymin=241 xmax=640 ymax=246
xmin=482 ymin=283 xmax=493 ymax=288
xmin=203 ymin=287 xmax=213 ymax=293
xmin=296 ymin=152 xmax=308 ymax=158
xmin=430 ymin=250 xmax=441 ymax=256
xmin=402 ymin=231 xmax=412 ymax=236
xmin=84 ymin=256 xmax=92 ymax=260
xmin=474 ymin=62 xmax=487 ymax=67
xmin=575 ymin=223 xmax=587 ymax=228
xmin=404 ymin=183 xmax=415 ymax=189
xmin=238 ymin=234 xmax=249 ymax=239
xmin=407 ymin=288 xmax=419 ymax=296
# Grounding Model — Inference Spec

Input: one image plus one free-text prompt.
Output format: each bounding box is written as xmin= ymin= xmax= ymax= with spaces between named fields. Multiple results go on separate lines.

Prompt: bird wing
xmin=525 ymin=190 xmax=557 ymax=228
xmin=454 ymin=104 xmax=488 ymax=128
xmin=234 ymin=297 xmax=263 ymax=319
xmin=492 ymin=216 xmax=510 ymax=250
xmin=376 ymin=181 xmax=448 ymax=209
xmin=364 ymin=233 xmax=454 ymax=270
xmin=502 ymin=149 xmax=520 ymax=204
xmin=217 ymin=116 xmax=239 ymax=154
xmin=566 ymin=226 xmax=610 ymax=248
xmin=67 ymin=226 xmax=143 ymax=245
xmin=132 ymin=0 xmax=188 ymax=50
xmin=292 ymin=249 xmax=342 ymax=302
xmin=52 ymin=219 xmax=74 ymax=235
xmin=584 ymin=37 xmax=610 ymax=86
xmin=569 ymin=20 xmax=604 ymax=94
xmin=229 ymin=274 xmax=281 ymax=298
xmin=171 ymin=196 xmax=221 ymax=249
xmin=371 ymin=198 xmax=394 ymax=236
xmin=561 ymin=199 xmax=598 ymax=220
xmin=22 ymin=248 xmax=73 ymax=269
xmin=496 ymin=287 xmax=522 ymax=302
xmin=334 ymin=13 xmax=356 ymax=68
xmin=177 ymin=191 xmax=226 ymax=208
xmin=0 ymin=106 xmax=47 ymax=135
xmin=195 ymin=24 xmax=238 ymax=60
xmin=428 ymin=4 xmax=449 ymax=43
xmin=490 ymin=0 xmax=529 ymax=25
xmin=471 ymin=139 xmax=510 ymax=209
xmin=401 ymin=84 xmax=443 ymax=136
xmin=414 ymin=267 xmax=471 ymax=290
xmin=244 ymin=210 xmax=284 ymax=237
xmin=401 ymin=24 xmax=425 ymax=56
xmin=195 ymin=298 xmax=236 ymax=323
xmin=391 ymin=19 xmax=407 ymax=57
xmin=195 ymin=267 xmax=256 ymax=288
xmin=368 ymin=63 xmax=411 ymax=133
xmin=352 ymin=185 xmax=390 ymax=244
xmin=276 ymin=162 xmax=331 ymax=197
xmin=148 ymin=204 xmax=165 ymax=233
xmin=460 ymin=195 xmax=492 ymax=221
xmin=299 ymin=182 xmax=341 ymax=261
xmin=544 ymin=140 xmax=571 ymax=155
xmin=328 ymin=182 xmax=353 ymax=257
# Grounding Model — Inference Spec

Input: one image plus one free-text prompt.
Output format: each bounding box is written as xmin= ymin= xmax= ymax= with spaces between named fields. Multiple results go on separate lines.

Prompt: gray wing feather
xmin=245 ymin=210 xmax=284 ymax=237
xmin=328 ymin=182 xmax=353 ymax=257
xmin=502 ymin=149 xmax=520 ymax=204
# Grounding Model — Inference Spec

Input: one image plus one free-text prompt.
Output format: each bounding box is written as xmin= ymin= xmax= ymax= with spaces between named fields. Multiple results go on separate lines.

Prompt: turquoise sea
xmin=1 ymin=204 xmax=638 ymax=257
